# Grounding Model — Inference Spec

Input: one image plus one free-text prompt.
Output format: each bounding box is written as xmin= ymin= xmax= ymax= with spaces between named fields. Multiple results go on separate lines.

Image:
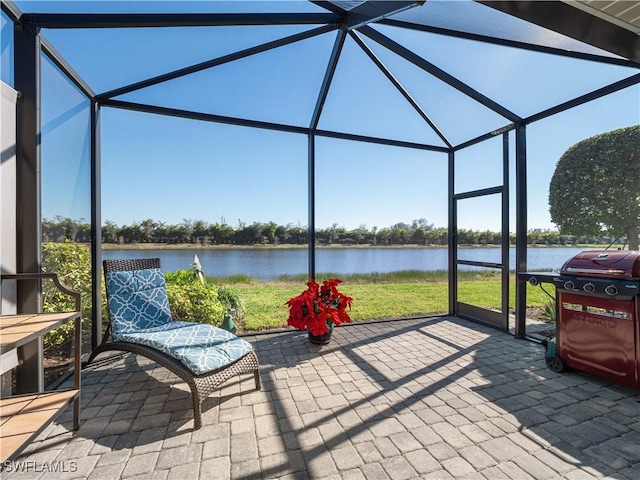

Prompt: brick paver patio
xmin=4 ymin=316 xmax=640 ymax=479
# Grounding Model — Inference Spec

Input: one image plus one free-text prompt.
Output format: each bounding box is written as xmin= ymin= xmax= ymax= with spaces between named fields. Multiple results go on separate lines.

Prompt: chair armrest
xmin=1 ymin=273 xmax=81 ymax=313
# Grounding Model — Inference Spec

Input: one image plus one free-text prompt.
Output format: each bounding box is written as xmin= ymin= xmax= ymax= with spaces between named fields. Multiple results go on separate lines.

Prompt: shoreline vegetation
xmin=44 ymin=217 xmax=623 ymax=248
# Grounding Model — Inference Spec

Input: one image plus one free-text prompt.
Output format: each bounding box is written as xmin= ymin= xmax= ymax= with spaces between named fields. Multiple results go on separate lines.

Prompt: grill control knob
xmin=563 ymin=281 xmax=575 ymax=290
xmin=583 ymin=283 xmax=596 ymax=293
xmin=604 ymin=285 xmax=619 ymax=296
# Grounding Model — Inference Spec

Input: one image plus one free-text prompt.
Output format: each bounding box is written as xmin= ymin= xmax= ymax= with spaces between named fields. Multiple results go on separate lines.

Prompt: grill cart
xmin=519 ymin=250 xmax=640 ymax=388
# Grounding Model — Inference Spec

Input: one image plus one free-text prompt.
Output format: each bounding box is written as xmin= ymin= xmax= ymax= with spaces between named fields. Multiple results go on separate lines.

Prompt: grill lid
xmin=560 ymin=250 xmax=640 ymax=279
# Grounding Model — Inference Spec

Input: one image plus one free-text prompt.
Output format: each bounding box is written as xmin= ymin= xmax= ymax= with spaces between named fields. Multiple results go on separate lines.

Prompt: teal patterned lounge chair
xmin=86 ymin=258 xmax=260 ymax=429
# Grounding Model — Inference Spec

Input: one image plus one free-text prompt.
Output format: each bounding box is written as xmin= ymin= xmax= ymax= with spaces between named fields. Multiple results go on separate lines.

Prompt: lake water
xmin=102 ymin=246 xmax=598 ymax=280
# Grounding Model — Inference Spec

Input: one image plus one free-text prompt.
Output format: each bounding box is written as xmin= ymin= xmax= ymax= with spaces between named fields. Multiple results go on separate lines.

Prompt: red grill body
xmin=557 ymin=250 xmax=640 ymax=387
xmin=520 ymin=250 xmax=640 ymax=388
xmin=560 ymin=250 xmax=640 ymax=280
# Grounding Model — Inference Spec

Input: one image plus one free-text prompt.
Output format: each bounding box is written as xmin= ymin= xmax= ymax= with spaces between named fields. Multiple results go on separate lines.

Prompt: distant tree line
xmin=42 ymin=216 xmax=620 ymax=247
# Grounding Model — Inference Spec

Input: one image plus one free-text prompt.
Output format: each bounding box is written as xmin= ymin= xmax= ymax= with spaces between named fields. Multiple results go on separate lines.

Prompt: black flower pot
xmin=308 ymin=322 xmax=334 ymax=345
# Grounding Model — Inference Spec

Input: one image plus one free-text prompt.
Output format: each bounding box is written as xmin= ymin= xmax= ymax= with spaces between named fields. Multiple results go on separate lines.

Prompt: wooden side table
xmin=0 ymin=274 xmax=81 ymax=463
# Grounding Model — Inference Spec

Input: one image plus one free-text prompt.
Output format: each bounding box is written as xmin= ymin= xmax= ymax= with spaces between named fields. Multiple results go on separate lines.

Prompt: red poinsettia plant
xmin=285 ymin=279 xmax=353 ymax=336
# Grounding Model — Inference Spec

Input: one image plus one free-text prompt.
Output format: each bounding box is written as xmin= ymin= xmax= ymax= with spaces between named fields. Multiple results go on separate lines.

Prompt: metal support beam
xmin=97 ymin=24 xmax=338 ymax=101
xmin=101 ymin=99 xmax=310 ymax=135
xmin=13 ymin=20 xmax=42 ymax=392
xmin=14 ymin=21 xmax=41 ymax=294
xmin=350 ymin=30 xmax=452 ymax=148
xmin=514 ymin=123 xmax=527 ymax=339
xmin=381 ymin=19 xmax=640 ymax=68
xmin=40 ymin=36 xmax=96 ymax=99
xmin=524 ymin=73 xmax=640 ymax=125
xmin=22 ymin=12 xmax=341 ymax=29
xmin=345 ymin=1 xmax=425 ymax=30
xmin=90 ymin=100 xmax=101 ymax=350
xmin=308 ymin=135 xmax=316 ymax=280
xmin=311 ymin=1 xmax=425 ymax=30
xmin=501 ymin=132 xmax=509 ymax=331
xmin=448 ymin=150 xmax=456 ymax=315
xmin=314 ymin=129 xmax=449 ymax=152
xmin=454 ymin=73 xmax=640 ymax=152
xmin=454 ymin=124 xmax=516 ymax=151
xmin=310 ymin=27 xmax=346 ymax=132
xmin=1 ymin=0 xmax=23 ymax=24
xmin=453 ymin=185 xmax=503 ymax=200
xmin=307 ymin=26 xmax=347 ymax=282
xmin=101 ymin=99 xmax=450 ymax=153
xmin=358 ymin=25 xmax=522 ymax=123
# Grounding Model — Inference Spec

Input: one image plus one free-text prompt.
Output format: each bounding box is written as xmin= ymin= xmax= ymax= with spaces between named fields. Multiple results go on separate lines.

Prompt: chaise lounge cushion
xmin=106 ymin=267 xmax=173 ymax=336
xmin=105 ymin=266 xmax=253 ymax=375
xmin=116 ymin=321 xmax=254 ymax=375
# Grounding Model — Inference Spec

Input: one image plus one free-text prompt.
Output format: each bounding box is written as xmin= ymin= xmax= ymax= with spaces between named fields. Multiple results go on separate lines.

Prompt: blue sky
xmin=6 ymin=1 xmax=639 ymax=232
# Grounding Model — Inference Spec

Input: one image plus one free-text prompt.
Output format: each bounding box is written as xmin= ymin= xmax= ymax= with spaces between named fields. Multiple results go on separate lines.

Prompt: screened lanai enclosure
xmin=1 ymin=0 xmax=639 ymax=357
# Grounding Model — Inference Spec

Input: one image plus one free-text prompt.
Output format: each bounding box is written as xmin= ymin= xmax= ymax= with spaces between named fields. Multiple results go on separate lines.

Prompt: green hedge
xmin=41 ymin=243 xmax=246 ymax=345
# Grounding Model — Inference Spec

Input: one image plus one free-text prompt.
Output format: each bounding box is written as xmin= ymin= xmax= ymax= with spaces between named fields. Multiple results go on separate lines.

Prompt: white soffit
xmin=563 ymin=1 xmax=640 ymax=34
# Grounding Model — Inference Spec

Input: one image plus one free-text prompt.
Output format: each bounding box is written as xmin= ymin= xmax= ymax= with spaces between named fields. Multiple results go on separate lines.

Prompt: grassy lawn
xmin=212 ymin=270 xmax=551 ymax=332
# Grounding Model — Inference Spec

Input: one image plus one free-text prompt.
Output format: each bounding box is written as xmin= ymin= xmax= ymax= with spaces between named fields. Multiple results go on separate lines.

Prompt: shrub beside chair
xmin=86 ymin=258 xmax=260 ymax=429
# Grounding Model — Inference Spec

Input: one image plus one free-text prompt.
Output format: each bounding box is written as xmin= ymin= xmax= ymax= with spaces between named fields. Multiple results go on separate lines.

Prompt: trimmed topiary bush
xmin=549 ymin=125 xmax=640 ymax=250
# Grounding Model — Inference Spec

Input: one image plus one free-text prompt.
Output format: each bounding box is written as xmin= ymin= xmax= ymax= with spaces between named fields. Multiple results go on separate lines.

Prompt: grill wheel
xmin=545 ymin=355 xmax=565 ymax=373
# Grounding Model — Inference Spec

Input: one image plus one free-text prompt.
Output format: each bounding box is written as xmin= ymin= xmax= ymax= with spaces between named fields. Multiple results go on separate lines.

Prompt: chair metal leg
xmin=254 ymin=369 xmax=261 ymax=391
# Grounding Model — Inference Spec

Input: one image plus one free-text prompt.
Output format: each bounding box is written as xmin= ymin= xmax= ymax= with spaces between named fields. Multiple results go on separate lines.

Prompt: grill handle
xmin=563 ymin=267 xmax=626 ymax=275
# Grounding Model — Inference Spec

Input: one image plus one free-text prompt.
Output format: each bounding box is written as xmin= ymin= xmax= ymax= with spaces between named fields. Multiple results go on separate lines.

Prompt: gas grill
xmin=519 ymin=250 xmax=640 ymax=388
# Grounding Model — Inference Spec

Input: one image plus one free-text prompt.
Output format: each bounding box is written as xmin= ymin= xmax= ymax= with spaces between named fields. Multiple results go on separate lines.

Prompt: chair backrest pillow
xmin=105 ymin=267 xmax=173 ymax=337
